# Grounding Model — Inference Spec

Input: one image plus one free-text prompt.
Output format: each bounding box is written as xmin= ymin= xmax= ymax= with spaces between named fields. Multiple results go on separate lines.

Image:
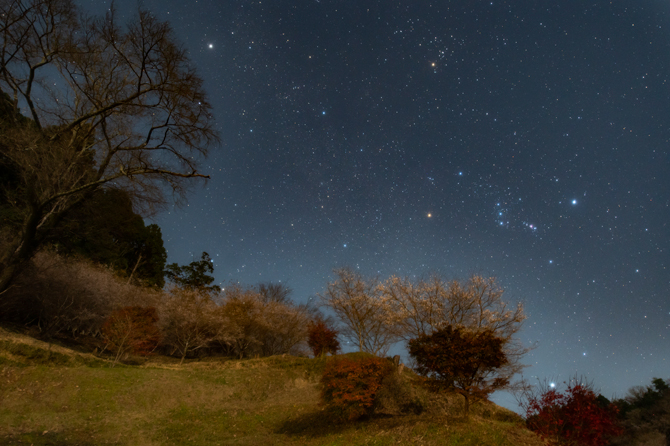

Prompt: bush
xmin=523 ymin=380 xmax=623 ymax=446
xmin=219 ymin=284 xmax=311 ymax=359
xmin=159 ymin=287 xmax=221 ymax=363
xmin=307 ymin=319 xmax=340 ymax=357
xmin=320 ymin=354 xmax=394 ymax=421
xmin=0 ymin=250 xmax=159 ymax=338
xmin=102 ymin=306 xmax=160 ymax=365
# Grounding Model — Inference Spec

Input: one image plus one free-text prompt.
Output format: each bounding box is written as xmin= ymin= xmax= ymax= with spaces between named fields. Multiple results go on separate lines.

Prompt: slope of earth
xmin=0 ymin=326 xmax=544 ymax=445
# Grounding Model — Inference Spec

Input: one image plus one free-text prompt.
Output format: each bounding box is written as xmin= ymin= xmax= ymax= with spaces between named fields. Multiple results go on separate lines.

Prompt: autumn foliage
xmin=524 ymin=381 xmax=623 ymax=446
xmin=307 ymin=320 xmax=340 ymax=357
xmin=102 ymin=306 xmax=161 ymax=365
xmin=320 ymin=355 xmax=394 ymax=421
xmin=408 ymin=325 xmax=508 ymax=414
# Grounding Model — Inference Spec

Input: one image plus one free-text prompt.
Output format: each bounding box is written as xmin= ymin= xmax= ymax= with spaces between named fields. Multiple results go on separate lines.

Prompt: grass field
xmin=0 ymin=327 xmax=545 ymax=445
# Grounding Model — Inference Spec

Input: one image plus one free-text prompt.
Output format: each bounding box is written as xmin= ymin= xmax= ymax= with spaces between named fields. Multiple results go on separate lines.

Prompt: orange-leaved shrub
xmin=320 ymin=354 xmax=394 ymax=421
xmin=102 ymin=306 xmax=161 ymax=365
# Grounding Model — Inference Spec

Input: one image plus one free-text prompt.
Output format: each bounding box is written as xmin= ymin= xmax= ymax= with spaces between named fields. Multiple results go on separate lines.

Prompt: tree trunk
xmin=454 ymin=388 xmax=470 ymax=416
xmin=127 ymin=253 xmax=143 ymax=284
xmin=180 ymin=340 xmax=190 ymax=365
xmin=0 ymin=261 xmax=18 ymax=295
xmin=0 ymin=206 xmax=42 ymax=294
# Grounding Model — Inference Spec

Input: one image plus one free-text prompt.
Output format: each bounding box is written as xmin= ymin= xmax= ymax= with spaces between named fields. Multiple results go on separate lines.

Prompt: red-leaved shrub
xmin=525 ymin=381 xmax=623 ymax=446
xmin=102 ymin=306 xmax=161 ymax=365
xmin=307 ymin=320 xmax=340 ymax=357
xmin=320 ymin=354 xmax=394 ymax=421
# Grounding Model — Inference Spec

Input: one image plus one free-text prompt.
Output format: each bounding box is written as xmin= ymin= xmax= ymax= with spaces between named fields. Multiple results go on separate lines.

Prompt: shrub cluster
xmin=611 ymin=377 xmax=670 ymax=445
xmin=0 ymin=250 xmax=158 ymax=339
xmin=0 ymin=250 xmax=315 ymax=362
xmin=521 ymin=380 xmax=623 ymax=446
xmin=320 ymin=354 xmax=395 ymax=421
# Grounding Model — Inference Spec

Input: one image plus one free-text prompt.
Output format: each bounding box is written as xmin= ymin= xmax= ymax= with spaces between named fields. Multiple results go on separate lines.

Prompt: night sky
xmin=84 ymin=1 xmax=668 ymax=409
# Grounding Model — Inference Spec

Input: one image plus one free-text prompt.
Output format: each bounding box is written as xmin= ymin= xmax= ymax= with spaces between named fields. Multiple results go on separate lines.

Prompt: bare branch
xmin=0 ymin=0 xmax=219 ymax=293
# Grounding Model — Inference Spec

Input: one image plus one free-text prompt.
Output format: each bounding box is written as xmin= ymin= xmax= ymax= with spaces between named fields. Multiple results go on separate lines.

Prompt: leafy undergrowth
xmin=0 ymin=326 xmax=545 ymax=445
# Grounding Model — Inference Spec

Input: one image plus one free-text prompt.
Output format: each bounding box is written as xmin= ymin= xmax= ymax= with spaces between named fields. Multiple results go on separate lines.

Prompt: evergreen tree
xmin=165 ymin=252 xmax=220 ymax=292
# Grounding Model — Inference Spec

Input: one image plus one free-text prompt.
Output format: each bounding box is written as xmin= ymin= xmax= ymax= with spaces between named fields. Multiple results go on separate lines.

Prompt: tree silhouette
xmin=49 ymin=188 xmax=167 ymax=287
xmin=165 ymin=252 xmax=220 ymax=292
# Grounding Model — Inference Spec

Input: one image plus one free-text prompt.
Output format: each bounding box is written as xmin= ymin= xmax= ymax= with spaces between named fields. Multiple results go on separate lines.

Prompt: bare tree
xmin=0 ymin=0 xmax=218 ymax=293
xmin=220 ymin=285 xmax=264 ymax=359
xmin=382 ymin=274 xmax=529 ymax=389
xmin=259 ymin=300 xmax=310 ymax=356
xmin=383 ymin=275 xmax=526 ymax=342
xmin=319 ymin=267 xmax=399 ymax=356
xmin=159 ymin=287 xmax=220 ymax=364
xmin=256 ymin=282 xmax=292 ymax=305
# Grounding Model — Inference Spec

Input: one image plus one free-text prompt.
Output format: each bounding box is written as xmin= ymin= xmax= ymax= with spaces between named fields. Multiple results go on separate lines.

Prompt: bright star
xmin=572 ymin=199 xmax=577 ymax=205
xmin=208 ymin=43 xmax=213 ymax=49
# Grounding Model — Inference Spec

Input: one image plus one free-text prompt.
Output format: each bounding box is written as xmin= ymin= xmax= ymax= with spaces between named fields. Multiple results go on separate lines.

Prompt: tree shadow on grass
xmin=276 ymin=408 xmax=434 ymax=439
xmin=1 ymin=430 xmax=108 ymax=446
xmin=275 ymin=409 xmax=354 ymax=438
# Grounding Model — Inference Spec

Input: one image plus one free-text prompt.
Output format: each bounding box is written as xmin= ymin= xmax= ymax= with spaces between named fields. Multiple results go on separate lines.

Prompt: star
xmin=208 ymin=43 xmax=214 ymax=49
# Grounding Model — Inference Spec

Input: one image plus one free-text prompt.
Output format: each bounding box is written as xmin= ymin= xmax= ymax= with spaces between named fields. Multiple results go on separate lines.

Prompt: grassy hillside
xmin=0 ymin=326 xmax=545 ymax=445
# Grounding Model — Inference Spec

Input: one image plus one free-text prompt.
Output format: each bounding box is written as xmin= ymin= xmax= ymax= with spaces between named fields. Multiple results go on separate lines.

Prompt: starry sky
xmin=83 ymin=0 xmax=668 ymax=409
